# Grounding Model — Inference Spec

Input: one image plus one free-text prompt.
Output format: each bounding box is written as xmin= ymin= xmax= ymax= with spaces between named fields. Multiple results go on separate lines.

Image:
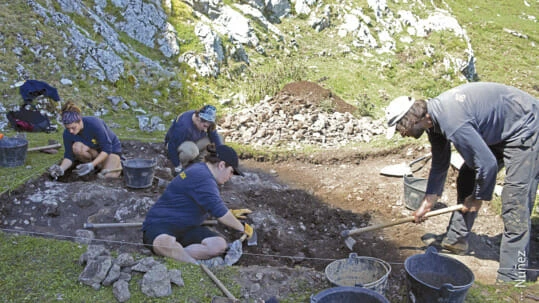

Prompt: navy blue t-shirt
xmin=164 ymin=110 xmax=223 ymax=166
xmin=142 ymin=162 xmax=228 ymax=230
xmin=62 ymin=116 xmax=121 ymax=161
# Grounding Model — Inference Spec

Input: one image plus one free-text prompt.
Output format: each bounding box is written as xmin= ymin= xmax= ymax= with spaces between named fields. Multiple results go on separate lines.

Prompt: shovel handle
xmin=200 ymin=263 xmax=237 ymax=301
xmin=27 ymin=143 xmax=62 ymax=152
xmin=342 ymin=204 xmax=464 ymax=236
xmin=83 ymin=220 xmax=218 ymax=229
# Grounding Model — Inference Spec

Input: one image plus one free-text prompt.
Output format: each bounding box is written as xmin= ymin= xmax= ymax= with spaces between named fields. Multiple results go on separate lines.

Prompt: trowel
xmin=224 ymin=230 xmax=258 ymax=266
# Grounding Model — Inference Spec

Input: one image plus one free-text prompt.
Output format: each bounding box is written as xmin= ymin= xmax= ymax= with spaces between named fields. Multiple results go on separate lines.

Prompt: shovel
xmin=380 ymin=153 xmax=431 ymax=177
xmin=28 ymin=140 xmax=62 ymax=154
xmin=341 ymin=204 xmax=464 ymax=250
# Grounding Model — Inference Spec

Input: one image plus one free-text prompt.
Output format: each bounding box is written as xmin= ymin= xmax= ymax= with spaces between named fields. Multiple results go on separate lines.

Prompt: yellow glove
xmin=231 ymin=208 xmax=252 ymax=219
xmin=243 ymin=223 xmax=254 ymax=239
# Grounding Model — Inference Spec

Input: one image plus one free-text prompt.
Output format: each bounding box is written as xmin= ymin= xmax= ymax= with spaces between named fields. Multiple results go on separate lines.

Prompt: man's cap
xmin=385 ymin=96 xmax=415 ymax=139
xmin=199 ymin=105 xmax=216 ymax=123
xmin=216 ymin=145 xmax=244 ymax=176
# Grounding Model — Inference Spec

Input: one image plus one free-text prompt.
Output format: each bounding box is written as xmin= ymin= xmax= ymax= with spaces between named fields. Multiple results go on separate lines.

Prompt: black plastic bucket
xmin=403 ymin=175 xmax=427 ymax=210
xmin=404 ymin=246 xmax=474 ymax=303
xmin=122 ymin=158 xmax=156 ymax=189
xmin=311 ymin=286 xmax=390 ymax=303
xmin=0 ymin=137 xmax=28 ymax=167
xmin=325 ymin=253 xmax=391 ymax=297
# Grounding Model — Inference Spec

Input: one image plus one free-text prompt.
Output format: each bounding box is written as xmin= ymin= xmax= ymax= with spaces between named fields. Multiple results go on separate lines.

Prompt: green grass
xmin=0 ymin=232 xmax=241 ymax=302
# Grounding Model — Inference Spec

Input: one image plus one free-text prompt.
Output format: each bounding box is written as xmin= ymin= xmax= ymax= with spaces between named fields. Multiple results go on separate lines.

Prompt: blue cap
xmin=199 ymin=105 xmax=216 ymax=123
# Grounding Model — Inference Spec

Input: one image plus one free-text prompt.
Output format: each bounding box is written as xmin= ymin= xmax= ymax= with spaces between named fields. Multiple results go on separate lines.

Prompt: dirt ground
xmin=1 ymin=81 xmax=538 ymax=302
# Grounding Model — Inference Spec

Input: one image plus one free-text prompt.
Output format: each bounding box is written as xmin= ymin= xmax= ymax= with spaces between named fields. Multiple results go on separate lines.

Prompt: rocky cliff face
xmin=4 ymin=0 xmax=476 ymax=86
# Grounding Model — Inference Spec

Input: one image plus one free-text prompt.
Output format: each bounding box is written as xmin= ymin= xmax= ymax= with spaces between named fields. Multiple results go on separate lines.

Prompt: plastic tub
xmin=122 ymin=158 xmax=156 ymax=189
xmin=325 ymin=253 xmax=391 ymax=296
xmin=403 ymin=175 xmax=427 ymax=210
xmin=405 ymin=246 xmax=474 ymax=303
xmin=311 ymin=286 xmax=389 ymax=303
xmin=0 ymin=137 xmax=28 ymax=167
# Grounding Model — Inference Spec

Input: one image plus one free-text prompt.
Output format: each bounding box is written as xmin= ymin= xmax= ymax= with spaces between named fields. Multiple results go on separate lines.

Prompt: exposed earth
xmin=1 ymin=81 xmax=538 ymax=302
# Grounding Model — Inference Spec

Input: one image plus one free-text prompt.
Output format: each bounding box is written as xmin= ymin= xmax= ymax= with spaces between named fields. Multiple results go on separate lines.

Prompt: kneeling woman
xmin=48 ymin=101 xmax=122 ymax=179
xmin=142 ymin=144 xmax=252 ymax=264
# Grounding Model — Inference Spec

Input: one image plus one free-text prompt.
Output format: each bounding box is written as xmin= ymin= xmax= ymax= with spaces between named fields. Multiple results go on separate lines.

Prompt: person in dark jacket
xmin=385 ymin=82 xmax=538 ymax=282
xmin=142 ymin=144 xmax=252 ymax=264
xmin=164 ymin=105 xmax=223 ymax=174
xmin=47 ymin=101 xmax=122 ymax=179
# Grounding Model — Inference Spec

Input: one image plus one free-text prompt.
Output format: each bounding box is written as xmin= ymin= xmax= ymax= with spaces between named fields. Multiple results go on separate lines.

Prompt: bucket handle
xmin=425 ymin=246 xmax=439 ymax=256
xmin=440 ymin=283 xmax=456 ymax=295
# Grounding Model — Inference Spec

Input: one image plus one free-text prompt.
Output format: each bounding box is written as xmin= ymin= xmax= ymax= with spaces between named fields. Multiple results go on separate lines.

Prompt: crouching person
xmin=142 ymin=144 xmax=252 ymax=264
xmin=164 ymin=105 xmax=223 ymax=175
xmin=48 ymin=101 xmax=122 ymax=179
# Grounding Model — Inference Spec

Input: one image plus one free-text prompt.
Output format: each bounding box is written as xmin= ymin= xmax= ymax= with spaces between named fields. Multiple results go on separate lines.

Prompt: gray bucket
xmin=311 ymin=286 xmax=390 ymax=303
xmin=405 ymin=246 xmax=474 ymax=303
xmin=325 ymin=253 xmax=391 ymax=297
xmin=403 ymin=175 xmax=427 ymax=210
xmin=0 ymin=137 xmax=28 ymax=167
xmin=123 ymin=158 xmax=156 ymax=189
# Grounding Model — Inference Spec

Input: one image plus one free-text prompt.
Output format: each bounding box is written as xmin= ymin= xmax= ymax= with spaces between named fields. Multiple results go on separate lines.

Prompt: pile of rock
xmin=220 ymin=94 xmax=386 ymax=150
xmin=78 ymin=245 xmax=184 ymax=302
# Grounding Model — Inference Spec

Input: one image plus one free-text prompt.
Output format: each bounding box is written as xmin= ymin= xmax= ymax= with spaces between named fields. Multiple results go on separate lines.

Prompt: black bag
xmin=6 ymin=106 xmax=55 ymax=133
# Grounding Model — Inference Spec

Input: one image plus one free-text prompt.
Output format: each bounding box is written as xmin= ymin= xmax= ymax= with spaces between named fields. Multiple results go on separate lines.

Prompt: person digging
xmin=385 ymin=82 xmax=538 ymax=283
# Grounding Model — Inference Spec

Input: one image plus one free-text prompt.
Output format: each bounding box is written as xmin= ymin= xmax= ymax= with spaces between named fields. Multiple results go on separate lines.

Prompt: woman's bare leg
xmin=101 ymin=153 xmax=122 ymax=178
xmin=184 ymin=236 xmax=227 ymax=260
xmin=152 ymin=234 xmax=198 ymax=264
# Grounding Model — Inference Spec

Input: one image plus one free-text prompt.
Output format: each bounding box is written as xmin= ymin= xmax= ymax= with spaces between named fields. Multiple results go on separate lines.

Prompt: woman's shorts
xmin=143 ymin=223 xmax=222 ymax=253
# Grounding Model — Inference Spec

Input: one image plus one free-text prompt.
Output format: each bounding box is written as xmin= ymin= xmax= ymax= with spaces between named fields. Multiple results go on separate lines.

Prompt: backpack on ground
xmin=6 ymin=105 xmax=55 ymax=133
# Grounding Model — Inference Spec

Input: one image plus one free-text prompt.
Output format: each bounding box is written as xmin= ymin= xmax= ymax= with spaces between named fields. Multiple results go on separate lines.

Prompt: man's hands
xmin=412 ymin=194 xmax=438 ymax=223
xmin=48 ymin=164 xmax=64 ymax=179
xmin=462 ymin=196 xmax=483 ymax=213
xmin=231 ymin=208 xmax=252 ymax=219
xmin=73 ymin=162 xmax=94 ymax=176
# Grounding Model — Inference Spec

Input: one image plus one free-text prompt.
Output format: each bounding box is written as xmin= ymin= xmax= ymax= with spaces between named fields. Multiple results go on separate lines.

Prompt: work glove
xmin=243 ymin=223 xmax=254 ymax=239
xmin=73 ymin=162 xmax=94 ymax=176
xmin=231 ymin=208 xmax=252 ymax=219
xmin=48 ymin=164 xmax=64 ymax=179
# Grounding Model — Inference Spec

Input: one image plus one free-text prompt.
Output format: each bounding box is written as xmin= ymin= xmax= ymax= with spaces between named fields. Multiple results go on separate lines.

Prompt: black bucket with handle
xmin=0 ymin=137 xmax=28 ymax=167
xmin=405 ymin=246 xmax=474 ymax=303
xmin=122 ymin=158 xmax=156 ymax=189
xmin=311 ymin=286 xmax=389 ymax=303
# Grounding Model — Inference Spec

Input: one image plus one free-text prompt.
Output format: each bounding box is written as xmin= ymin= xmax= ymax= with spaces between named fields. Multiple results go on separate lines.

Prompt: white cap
xmin=385 ymin=96 xmax=415 ymax=139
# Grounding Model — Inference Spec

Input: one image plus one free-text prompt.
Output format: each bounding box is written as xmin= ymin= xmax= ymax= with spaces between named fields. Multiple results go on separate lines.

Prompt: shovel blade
xmin=344 ymin=236 xmax=356 ymax=251
xmin=380 ymin=163 xmax=412 ymax=177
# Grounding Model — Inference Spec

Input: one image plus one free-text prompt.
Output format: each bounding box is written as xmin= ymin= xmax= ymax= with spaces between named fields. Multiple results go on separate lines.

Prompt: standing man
xmin=165 ymin=105 xmax=223 ymax=174
xmin=385 ymin=82 xmax=538 ymax=282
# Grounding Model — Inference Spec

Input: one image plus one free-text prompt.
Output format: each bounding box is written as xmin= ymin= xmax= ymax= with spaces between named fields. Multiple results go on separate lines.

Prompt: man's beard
xmin=409 ymin=124 xmax=425 ymax=139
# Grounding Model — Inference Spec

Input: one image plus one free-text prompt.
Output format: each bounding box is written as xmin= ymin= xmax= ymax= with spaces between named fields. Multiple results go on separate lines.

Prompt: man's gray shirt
xmin=425 ymin=82 xmax=538 ymax=200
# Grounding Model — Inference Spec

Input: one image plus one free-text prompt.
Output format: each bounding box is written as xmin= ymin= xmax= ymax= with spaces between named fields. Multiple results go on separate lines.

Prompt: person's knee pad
xmin=178 ymin=141 xmax=199 ymax=165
